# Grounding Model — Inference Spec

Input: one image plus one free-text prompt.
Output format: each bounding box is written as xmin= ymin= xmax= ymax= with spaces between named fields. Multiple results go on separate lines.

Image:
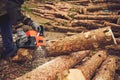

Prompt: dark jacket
xmin=0 ymin=0 xmax=25 ymax=25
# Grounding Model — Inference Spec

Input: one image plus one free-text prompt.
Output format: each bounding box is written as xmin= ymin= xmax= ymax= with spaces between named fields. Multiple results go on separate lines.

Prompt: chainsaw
xmin=16 ymin=26 xmax=46 ymax=48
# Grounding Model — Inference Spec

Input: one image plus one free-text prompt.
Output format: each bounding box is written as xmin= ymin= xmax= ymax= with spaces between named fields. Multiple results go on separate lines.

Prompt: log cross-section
xmin=58 ymin=50 xmax=107 ymax=80
xmin=15 ymin=50 xmax=90 ymax=80
xmin=46 ymin=27 xmax=116 ymax=56
xmin=93 ymin=56 xmax=118 ymax=80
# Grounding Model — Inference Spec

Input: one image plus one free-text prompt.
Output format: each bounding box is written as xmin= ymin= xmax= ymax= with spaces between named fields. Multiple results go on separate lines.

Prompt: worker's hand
xmin=16 ymin=28 xmax=28 ymax=45
xmin=30 ymin=22 xmax=42 ymax=32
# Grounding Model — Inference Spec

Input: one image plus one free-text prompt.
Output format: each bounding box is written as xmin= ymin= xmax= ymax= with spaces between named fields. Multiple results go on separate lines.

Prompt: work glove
xmin=23 ymin=18 xmax=44 ymax=34
xmin=16 ymin=28 xmax=28 ymax=46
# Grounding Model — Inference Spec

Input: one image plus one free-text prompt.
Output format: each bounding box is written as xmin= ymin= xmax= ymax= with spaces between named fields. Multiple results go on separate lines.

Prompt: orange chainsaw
xmin=16 ymin=26 xmax=46 ymax=48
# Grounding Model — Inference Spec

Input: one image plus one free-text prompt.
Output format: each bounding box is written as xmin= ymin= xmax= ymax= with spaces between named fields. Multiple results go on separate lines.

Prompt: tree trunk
xmin=103 ymin=21 xmax=120 ymax=32
xmin=58 ymin=50 xmax=107 ymax=80
xmin=86 ymin=3 xmax=120 ymax=12
xmin=15 ymin=50 xmax=90 ymax=80
xmin=74 ymin=15 xmax=120 ymax=22
xmin=71 ymin=20 xmax=104 ymax=29
xmin=46 ymin=27 xmax=116 ymax=56
xmin=53 ymin=26 xmax=87 ymax=33
xmin=93 ymin=56 xmax=118 ymax=80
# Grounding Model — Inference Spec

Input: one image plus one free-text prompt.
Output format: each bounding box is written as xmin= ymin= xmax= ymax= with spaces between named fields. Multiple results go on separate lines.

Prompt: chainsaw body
xmin=16 ymin=29 xmax=46 ymax=48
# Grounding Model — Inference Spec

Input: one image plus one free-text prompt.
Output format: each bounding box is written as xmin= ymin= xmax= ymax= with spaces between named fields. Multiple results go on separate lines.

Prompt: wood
xmin=71 ymin=20 xmax=104 ymax=29
xmin=53 ymin=26 xmax=87 ymax=32
xmin=46 ymin=27 xmax=116 ymax=56
xmin=103 ymin=21 xmax=120 ymax=32
xmin=93 ymin=56 xmax=118 ymax=80
xmin=58 ymin=50 xmax=107 ymax=80
xmin=15 ymin=50 xmax=90 ymax=80
xmin=86 ymin=3 xmax=120 ymax=12
xmin=31 ymin=8 xmax=72 ymax=20
xmin=74 ymin=15 xmax=120 ymax=22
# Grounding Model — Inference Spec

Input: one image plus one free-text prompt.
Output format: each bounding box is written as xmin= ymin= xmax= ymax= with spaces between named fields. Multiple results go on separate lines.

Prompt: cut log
xmin=57 ymin=50 xmax=107 ymax=80
xmin=31 ymin=8 xmax=72 ymax=20
xmin=103 ymin=21 xmax=120 ymax=32
xmin=74 ymin=15 xmax=120 ymax=22
xmin=93 ymin=56 xmax=118 ymax=80
xmin=86 ymin=3 xmax=120 ymax=12
xmin=71 ymin=20 xmax=104 ymax=29
xmin=116 ymin=38 xmax=120 ymax=44
xmin=53 ymin=26 xmax=87 ymax=32
xmin=15 ymin=50 xmax=90 ymax=80
xmin=46 ymin=27 xmax=116 ymax=56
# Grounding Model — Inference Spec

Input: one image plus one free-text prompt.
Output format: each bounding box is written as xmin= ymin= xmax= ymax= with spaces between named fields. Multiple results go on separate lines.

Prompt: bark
xmin=31 ymin=8 xmax=72 ymax=20
xmin=46 ymin=27 xmax=116 ymax=56
xmin=116 ymin=38 xmax=120 ymax=44
xmin=15 ymin=50 xmax=90 ymax=80
xmin=58 ymin=50 xmax=107 ymax=80
xmin=68 ymin=0 xmax=120 ymax=3
xmin=53 ymin=26 xmax=87 ymax=33
xmin=93 ymin=56 xmax=118 ymax=80
xmin=74 ymin=15 xmax=120 ymax=22
xmin=104 ymin=21 xmax=120 ymax=32
xmin=86 ymin=3 xmax=120 ymax=12
xmin=71 ymin=20 xmax=104 ymax=29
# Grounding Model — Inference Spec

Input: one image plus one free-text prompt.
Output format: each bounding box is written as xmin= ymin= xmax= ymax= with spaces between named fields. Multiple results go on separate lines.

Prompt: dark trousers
xmin=0 ymin=14 xmax=14 ymax=53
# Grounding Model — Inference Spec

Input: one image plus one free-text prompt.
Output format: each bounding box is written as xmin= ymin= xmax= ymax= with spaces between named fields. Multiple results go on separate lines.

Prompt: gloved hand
xmin=16 ymin=28 xmax=28 ymax=46
xmin=30 ymin=22 xmax=42 ymax=32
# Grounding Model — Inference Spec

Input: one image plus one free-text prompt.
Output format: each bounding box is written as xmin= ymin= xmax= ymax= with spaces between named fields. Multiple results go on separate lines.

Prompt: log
xmin=46 ymin=27 xmax=116 ymax=56
xmin=15 ymin=50 xmax=90 ymax=80
xmin=58 ymin=50 xmax=107 ymax=80
xmin=31 ymin=8 xmax=72 ymax=20
xmin=93 ymin=56 xmax=118 ymax=80
xmin=53 ymin=26 xmax=87 ymax=33
xmin=68 ymin=0 xmax=120 ymax=3
xmin=86 ymin=3 xmax=120 ymax=12
xmin=104 ymin=21 xmax=120 ymax=31
xmin=74 ymin=15 xmax=120 ymax=22
xmin=71 ymin=20 xmax=104 ymax=29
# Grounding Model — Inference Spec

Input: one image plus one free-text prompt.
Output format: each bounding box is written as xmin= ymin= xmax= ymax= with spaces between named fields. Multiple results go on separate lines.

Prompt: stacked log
xmin=57 ymin=50 xmax=107 ymax=80
xmin=15 ymin=50 xmax=90 ymax=80
xmin=93 ymin=56 xmax=118 ymax=80
xmin=46 ymin=27 xmax=116 ymax=56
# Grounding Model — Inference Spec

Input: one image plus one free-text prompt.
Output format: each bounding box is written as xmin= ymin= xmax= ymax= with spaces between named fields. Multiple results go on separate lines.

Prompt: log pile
xmin=0 ymin=0 xmax=120 ymax=79
xmin=13 ymin=0 xmax=120 ymax=79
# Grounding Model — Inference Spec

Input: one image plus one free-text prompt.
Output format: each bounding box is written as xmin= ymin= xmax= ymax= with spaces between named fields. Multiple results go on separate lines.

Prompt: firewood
xmin=15 ymin=50 xmax=90 ymax=80
xmin=74 ymin=14 xmax=120 ymax=22
xmin=57 ymin=50 xmax=107 ymax=80
xmin=93 ymin=56 xmax=118 ymax=80
xmin=46 ymin=27 xmax=116 ymax=56
xmin=71 ymin=20 xmax=104 ymax=29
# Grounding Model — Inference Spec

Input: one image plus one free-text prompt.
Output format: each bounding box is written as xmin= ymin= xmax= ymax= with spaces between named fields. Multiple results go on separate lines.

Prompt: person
xmin=0 ymin=0 xmax=42 ymax=58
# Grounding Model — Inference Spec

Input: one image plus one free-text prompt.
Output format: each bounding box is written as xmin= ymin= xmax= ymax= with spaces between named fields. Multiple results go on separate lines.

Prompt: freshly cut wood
xmin=74 ymin=15 xmax=120 ymax=22
xmin=93 ymin=56 xmax=118 ymax=80
xmin=71 ymin=20 xmax=104 ymax=29
xmin=46 ymin=27 xmax=116 ymax=56
xmin=15 ymin=50 xmax=90 ymax=80
xmin=58 ymin=50 xmax=107 ymax=80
